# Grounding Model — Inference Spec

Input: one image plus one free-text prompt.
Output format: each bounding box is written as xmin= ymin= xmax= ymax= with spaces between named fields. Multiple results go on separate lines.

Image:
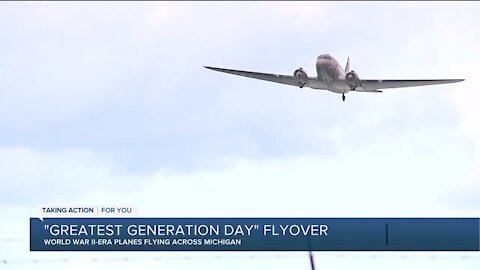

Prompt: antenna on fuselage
xmin=307 ymin=236 xmax=316 ymax=270
xmin=309 ymin=251 xmax=316 ymax=270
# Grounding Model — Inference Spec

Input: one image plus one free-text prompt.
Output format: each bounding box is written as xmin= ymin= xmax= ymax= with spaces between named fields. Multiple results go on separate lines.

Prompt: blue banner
xmin=30 ymin=218 xmax=480 ymax=251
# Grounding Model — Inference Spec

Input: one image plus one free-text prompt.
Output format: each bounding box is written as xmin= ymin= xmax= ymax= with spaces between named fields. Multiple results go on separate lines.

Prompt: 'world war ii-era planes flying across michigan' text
xmin=204 ymin=54 xmax=464 ymax=101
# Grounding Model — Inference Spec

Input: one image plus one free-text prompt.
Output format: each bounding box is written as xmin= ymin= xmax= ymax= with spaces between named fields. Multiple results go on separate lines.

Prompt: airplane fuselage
xmin=315 ymin=54 xmax=349 ymax=93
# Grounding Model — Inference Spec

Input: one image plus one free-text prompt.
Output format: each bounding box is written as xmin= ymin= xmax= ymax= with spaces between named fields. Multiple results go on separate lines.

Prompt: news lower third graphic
xmin=29 ymin=207 xmax=480 ymax=252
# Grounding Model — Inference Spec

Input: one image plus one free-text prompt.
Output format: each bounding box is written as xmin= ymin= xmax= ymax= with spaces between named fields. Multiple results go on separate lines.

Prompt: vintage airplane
xmin=204 ymin=54 xmax=464 ymax=101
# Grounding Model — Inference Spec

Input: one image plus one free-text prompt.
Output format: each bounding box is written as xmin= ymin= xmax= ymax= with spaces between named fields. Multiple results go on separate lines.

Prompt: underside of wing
xmin=358 ymin=79 xmax=464 ymax=91
xmin=204 ymin=66 xmax=324 ymax=89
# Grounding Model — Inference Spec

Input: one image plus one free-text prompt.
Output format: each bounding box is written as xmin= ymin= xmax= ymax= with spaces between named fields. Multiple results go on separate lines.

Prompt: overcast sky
xmin=0 ymin=1 xmax=479 ymax=269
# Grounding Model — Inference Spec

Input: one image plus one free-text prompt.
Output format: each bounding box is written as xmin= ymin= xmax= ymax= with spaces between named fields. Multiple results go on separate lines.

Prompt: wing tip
xmin=204 ymin=66 xmax=223 ymax=72
xmin=444 ymin=79 xmax=465 ymax=84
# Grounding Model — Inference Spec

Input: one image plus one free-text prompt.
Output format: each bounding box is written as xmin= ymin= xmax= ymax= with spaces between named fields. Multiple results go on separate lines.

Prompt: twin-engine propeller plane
xmin=204 ymin=54 xmax=464 ymax=101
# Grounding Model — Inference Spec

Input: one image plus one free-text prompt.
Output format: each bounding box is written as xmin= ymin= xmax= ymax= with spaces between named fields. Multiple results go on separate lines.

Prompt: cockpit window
xmin=317 ymin=54 xmax=332 ymax=60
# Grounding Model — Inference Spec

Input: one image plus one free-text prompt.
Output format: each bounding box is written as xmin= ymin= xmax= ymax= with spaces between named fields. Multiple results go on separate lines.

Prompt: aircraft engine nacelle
xmin=293 ymin=68 xmax=308 ymax=88
xmin=345 ymin=70 xmax=360 ymax=90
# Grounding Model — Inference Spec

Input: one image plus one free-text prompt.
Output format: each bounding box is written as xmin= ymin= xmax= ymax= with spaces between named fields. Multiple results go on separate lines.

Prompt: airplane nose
xmin=316 ymin=59 xmax=332 ymax=77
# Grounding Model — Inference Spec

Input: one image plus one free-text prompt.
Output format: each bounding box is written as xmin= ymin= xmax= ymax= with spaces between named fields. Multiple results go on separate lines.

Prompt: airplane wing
xmin=357 ymin=79 xmax=464 ymax=92
xmin=204 ymin=66 xmax=322 ymax=88
xmin=205 ymin=66 xmax=464 ymax=93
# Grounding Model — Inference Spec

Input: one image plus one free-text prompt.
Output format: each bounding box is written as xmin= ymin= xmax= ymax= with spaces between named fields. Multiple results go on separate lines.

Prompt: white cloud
xmin=0 ymin=147 xmax=140 ymax=205
xmin=0 ymin=136 xmax=475 ymax=212
xmin=0 ymin=1 xmax=477 ymax=209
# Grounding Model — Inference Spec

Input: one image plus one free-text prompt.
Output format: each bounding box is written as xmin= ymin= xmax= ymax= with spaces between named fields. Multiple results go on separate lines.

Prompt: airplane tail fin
xmin=345 ymin=57 xmax=350 ymax=73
